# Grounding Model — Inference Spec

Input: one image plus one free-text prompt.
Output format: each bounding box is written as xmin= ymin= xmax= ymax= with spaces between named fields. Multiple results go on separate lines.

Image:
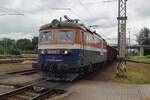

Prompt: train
xmin=33 ymin=16 xmax=119 ymax=81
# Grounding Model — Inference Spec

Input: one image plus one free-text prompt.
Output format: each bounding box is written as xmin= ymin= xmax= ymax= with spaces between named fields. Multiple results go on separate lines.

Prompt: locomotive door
xmin=80 ymin=31 xmax=85 ymax=57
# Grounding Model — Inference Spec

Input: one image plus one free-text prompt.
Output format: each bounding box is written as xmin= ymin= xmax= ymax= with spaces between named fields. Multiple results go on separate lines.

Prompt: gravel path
xmin=51 ymin=63 xmax=150 ymax=100
xmin=56 ymin=81 xmax=150 ymax=100
xmin=86 ymin=62 xmax=117 ymax=81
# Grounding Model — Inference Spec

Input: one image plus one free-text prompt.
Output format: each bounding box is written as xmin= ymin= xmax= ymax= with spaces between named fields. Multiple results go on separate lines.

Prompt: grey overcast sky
xmin=0 ymin=0 xmax=150 ymax=44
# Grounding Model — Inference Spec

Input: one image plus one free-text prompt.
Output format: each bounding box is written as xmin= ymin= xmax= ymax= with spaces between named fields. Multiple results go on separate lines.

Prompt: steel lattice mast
xmin=117 ymin=0 xmax=127 ymax=58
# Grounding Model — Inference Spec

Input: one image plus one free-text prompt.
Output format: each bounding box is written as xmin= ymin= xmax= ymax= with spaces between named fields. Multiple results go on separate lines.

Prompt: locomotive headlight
xmin=41 ymin=50 xmax=45 ymax=54
xmin=62 ymin=50 xmax=70 ymax=55
xmin=64 ymin=50 xmax=68 ymax=54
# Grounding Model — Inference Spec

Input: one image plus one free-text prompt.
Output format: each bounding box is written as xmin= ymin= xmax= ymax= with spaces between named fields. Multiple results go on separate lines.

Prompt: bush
xmin=9 ymin=49 xmax=21 ymax=55
xmin=0 ymin=46 xmax=21 ymax=55
xmin=128 ymin=52 xmax=137 ymax=57
xmin=0 ymin=37 xmax=38 ymax=55
xmin=145 ymin=55 xmax=150 ymax=59
xmin=0 ymin=46 xmax=4 ymax=54
xmin=21 ymin=50 xmax=37 ymax=54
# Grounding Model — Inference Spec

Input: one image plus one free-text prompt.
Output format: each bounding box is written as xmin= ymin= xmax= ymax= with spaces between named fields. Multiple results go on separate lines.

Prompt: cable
xmin=0 ymin=7 xmax=24 ymax=16
xmin=101 ymin=0 xmax=117 ymax=3
xmin=54 ymin=0 xmax=85 ymax=20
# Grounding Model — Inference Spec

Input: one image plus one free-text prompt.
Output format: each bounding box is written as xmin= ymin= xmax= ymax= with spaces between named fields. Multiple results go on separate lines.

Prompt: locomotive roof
xmin=40 ymin=19 xmax=84 ymax=30
xmin=40 ymin=19 xmax=106 ymax=43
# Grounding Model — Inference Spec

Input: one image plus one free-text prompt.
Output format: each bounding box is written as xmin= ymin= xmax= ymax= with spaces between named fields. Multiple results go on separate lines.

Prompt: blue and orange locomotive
xmin=33 ymin=16 xmax=118 ymax=81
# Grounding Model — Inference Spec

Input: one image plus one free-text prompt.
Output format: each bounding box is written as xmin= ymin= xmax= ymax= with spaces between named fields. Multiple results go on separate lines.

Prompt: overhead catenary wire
xmin=78 ymin=0 xmax=95 ymax=19
xmin=102 ymin=0 xmax=117 ymax=3
xmin=0 ymin=7 xmax=24 ymax=16
xmin=53 ymin=0 xmax=86 ymax=21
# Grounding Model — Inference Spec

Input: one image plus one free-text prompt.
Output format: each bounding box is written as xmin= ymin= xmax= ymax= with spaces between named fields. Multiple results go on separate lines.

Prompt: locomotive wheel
xmin=88 ymin=64 xmax=94 ymax=73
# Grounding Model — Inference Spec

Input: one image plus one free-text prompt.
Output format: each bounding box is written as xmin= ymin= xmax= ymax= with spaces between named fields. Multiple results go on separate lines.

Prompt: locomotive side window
xmin=56 ymin=31 xmax=75 ymax=43
xmin=40 ymin=32 xmax=52 ymax=43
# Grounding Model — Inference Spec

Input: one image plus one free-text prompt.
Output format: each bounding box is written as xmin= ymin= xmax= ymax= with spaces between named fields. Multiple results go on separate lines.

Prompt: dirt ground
xmin=0 ymin=61 xmax=150 ymax=100
xmin=112 ymin=62 xmax=150 ymax=84
xmin=0 ymin=73 xmax=41 ymax=85
xmin=50 ymin=62 xmax=150 ymax=100
xmin=86 ymin=62 xmax=117 ymax=81
xmin=86 ymin=62 xmax=150 ymax=84
xmin=50 ymin=80 xmax=150 ymax=100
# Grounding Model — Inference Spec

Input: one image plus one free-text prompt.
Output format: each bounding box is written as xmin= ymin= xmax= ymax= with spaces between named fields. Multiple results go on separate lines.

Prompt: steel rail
xmin=30 ymin=89 xmax=66 ymax=100
xmin=0 ymin=58 xmax=37 ymax=64
xmin=0 ymin=79 xmax=68 ymax=100
xmin=0 ymin=84 xmax=32 ymax=99
xmin=0 ymin=79 xmax=46 ymax=99
xmin=127 ymin=59 xmax=150 ymax=65
xmin=8 ymin=69 xmax=37 ymax=75
xmin=29 ymin=82 xmax=67 ymax=100
xmin=29 ymin=89 xmax=56 ymax=100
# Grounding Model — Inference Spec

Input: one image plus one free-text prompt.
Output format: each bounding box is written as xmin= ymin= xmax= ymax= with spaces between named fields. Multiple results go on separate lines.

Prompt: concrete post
xmin=140 ymin=46 xmax=144 ymax=56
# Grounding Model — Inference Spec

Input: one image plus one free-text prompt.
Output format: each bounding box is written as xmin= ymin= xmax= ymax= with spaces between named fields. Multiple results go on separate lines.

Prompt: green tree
xmin=0 ymin=38 xmax=20 ymax=55
xmin=32 ymin=37 xmax=38 ymax=51
xmin=0 ymin=45 xmax=4 ymax=54
xmin=16 ymin=39 xmax=32 ymax=52
xmin=136 ymin=27 xmax=150 ymax=45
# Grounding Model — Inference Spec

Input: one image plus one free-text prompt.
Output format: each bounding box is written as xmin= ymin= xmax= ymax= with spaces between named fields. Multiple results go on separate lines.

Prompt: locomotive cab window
xmin=40 ymin=31 xmax=52 ymax=43
xmin=56 ymin=30 xmax=75 ymax=43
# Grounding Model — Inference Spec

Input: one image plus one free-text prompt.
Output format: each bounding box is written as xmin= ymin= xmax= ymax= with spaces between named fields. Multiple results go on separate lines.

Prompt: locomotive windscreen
xmin=39 ymin=30 xmax=76 ymax=44
xmin=40 ymin=31 xmax=52 ymax=43
xmin=56 ymin=30 xmax=75 ymax=43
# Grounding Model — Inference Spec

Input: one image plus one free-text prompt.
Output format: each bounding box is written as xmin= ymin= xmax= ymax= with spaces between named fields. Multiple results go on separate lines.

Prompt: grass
xmin=128 ymin=55 xmax=150 ymax=63
xmin=112 ymin=62 xmax=150 ymax=84
xmin=21 ymin=54 xmax=37 ymax=58
xmin=0 ymin=63 xmax=32 ymax=73
xmin=0 ymin=54 xmax=37 ymax=59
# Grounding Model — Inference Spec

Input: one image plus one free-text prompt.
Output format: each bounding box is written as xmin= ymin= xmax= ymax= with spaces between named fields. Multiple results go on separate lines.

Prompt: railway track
xmin=0 ymin=55 xmax=36 ymax=59
xmin=0 ymin=80 xmax=66 ymax=100
xmin=127 ymin=59 xmax=150 ymax=64
xmin=0 ymin=69 xmax=38 ymax=80
xmin=0 ymin=58 xmax=37 ymax=64
xmin=8 ymin=69 xmax=37 ymax=75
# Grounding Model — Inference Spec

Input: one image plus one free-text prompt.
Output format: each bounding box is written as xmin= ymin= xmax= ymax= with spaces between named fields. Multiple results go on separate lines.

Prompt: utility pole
xmin=117 ymin=0 xmax=127 ymax=58
xmin=128 ymin=28 xmax=131 ymax=53
xmin=101 ymin=0 xmax=127 ymax=56
xmin=3 ymin=38 xmax=7 ymax=56
xmin=116 ymin=0 xmax=128 ymax=78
